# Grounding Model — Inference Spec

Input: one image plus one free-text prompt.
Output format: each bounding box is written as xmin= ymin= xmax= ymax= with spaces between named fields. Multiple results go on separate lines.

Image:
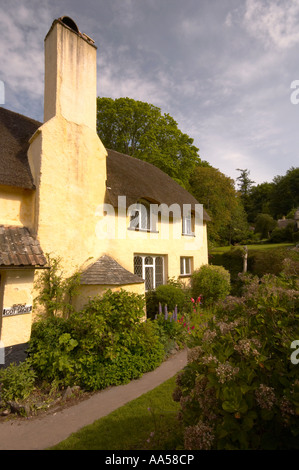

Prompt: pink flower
xmin=191 ymin=298 xmax=195 ymax=303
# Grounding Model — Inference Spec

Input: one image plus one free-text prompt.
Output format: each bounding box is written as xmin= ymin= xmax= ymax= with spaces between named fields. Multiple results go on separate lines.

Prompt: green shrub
xmin=293 ymin=231 xmax=299 ymax=243
xmin=145 ymin=290 xmax=159 ymax=320
xmin=146 ymin=279 xmax=188 ymax=320
xmin=28 ymin=289 xmax=165 ymax=391
xmin=270 ymin=223 xmax=295 ymax=243
xmin=250 ymin=248 xmax=292 ymax=277
xmin=174 ymin=274 xmax=299 ymax=450
xmin=27 ymin=316 xmax=75 ymax=386
xmin=155 ymin=284 xmax=186 ymax=313
xmin=0 ymin=361 xmax=36 ymax=404
xmin=34 ymin=255 xmax=81 ymax=319
xmin=191 ymin=265 xmax=230 ymax=306
xmin=221 ymin=247 xmax=247 ymax=281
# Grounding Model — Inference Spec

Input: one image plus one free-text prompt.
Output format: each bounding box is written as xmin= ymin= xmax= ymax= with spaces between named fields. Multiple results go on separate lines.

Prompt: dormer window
xmin=129 ymin=199 xmax=155 ymax=231
xmin=182 ymin=211 xmax=194 ymax=236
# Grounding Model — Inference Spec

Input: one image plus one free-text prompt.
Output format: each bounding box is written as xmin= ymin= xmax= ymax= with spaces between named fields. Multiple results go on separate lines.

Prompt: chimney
xmin=44 ymin=16 xmax=97 ymax=130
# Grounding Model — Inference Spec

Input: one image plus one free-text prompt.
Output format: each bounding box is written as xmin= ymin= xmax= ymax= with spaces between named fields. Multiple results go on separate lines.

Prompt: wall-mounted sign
xmin=2 ymin=304 xmax=32 ymax=317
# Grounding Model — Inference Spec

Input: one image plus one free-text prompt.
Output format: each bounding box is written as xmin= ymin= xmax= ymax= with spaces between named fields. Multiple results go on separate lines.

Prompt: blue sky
xmin=1 ymin=0 xmax=299 ymax=185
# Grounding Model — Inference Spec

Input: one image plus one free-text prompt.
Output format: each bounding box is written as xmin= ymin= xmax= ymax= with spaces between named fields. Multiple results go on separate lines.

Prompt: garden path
xmin=0 ymin=349 xmax=187 ymax=450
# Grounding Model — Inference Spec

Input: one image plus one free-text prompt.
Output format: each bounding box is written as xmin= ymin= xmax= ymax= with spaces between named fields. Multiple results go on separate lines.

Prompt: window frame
xmin=129 ymin=199 xmax=157 ymax=232
xmin=134 ymin=254 xmax=165 ymax=291
xmin=180 ymin=256 xmax=193 ymax=276
xmin=182 ymin=211 xmax=195 ymax=236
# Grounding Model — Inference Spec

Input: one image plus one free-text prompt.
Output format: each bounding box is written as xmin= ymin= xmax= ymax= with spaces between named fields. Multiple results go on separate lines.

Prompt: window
xmin=182 ymin=212 xmax=194 ymax=235
xmin=180 ymin=257 xmax=192 ymax=276
xmin=129 ymin=199 xmax=153 ymax=231
xmin=134 ymin=255 xmax=164 ymax=291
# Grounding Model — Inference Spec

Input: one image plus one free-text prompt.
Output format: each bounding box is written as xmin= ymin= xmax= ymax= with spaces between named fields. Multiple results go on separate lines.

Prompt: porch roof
xmin=80 ymin=255 xmax=144 ymax=285
xmin=0 ymin=225 xmax=47 ymax=268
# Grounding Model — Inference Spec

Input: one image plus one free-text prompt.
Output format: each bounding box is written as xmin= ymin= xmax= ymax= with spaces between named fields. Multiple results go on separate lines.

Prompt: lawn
xmin=210 ymin=242 xmax=295 ymax=254
xmin=50 ymin=375 xmax=183 ymax=450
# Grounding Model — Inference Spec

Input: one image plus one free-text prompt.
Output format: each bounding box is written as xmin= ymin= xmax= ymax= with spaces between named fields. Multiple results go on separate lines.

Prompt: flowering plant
xmin=191 ymin=296 xmax=201 ymax=314
xmin=174 ymin=274 xmax=299 ymax=450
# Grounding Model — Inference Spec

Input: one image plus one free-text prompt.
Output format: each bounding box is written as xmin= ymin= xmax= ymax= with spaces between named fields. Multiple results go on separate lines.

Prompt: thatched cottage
xmin=0 ymin=16 xmax=209 ymax=350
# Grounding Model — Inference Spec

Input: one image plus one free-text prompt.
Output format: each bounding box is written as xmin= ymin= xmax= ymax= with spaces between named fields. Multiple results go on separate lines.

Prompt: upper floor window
xmin=129 ymin=199 xmax=153 ymax=231
xmin=182 ymin=212 xmax=194 ymax=235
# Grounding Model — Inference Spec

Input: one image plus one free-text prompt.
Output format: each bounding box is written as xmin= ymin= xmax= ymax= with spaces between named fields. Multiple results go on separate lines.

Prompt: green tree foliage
xmin=245 ymin=167 xmax=299 ymax=222
xmin=34 ymin=255 xmax=81 ymax=319
xmin=269 ymin=167 xmax=299 ymax=218
xmin=254 ymin=213 xmax=277 ymax=239
xmin=236 ymin=169 xmax=255 ymax=216
xmin=189 ymin=165 xmax=248 ymax=243
xmin=246 ymin=182 xmax=274 ymax=223
xmin=96 ymin=97 xmax=201 ymax=188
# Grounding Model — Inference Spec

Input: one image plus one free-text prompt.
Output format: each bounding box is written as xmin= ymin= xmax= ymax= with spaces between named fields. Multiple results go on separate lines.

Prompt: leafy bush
xmin=174 ymin=274 xmax=299 ymax=449
xmin=191 ymin=265 xmax=230 ymax=306
xmin=34 ymin=255 xmax=81 ymax=319
xmin=270 ymin=223 xmax=295 ymax=243
xmin=155 ymin=284 xmax=186 ymax=312
xmin=146 ymin=279 xmax=188 ymax=320
xmin=221 ymin=247 xmax=250 ymax=281
xmin=251 ymin=247 xmax=299 ymax=277
xmin=0 ymin=361 xmax=36 ymax=404
xmin=28 ymin=290 xmax=165 ymax=390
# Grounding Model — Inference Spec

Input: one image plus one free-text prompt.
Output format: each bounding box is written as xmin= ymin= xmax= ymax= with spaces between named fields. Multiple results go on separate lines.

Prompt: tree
xmin=254 ymin=213 xmax=277 ymax=239
xmin=246 ymin=182 xmax=274 ymax=223
xmin=269 ymin=167 xmax=299 ymax=218
xmin=96 ymin=97 xmax=202 ymax=188
xmin=236 ymin=168 xmax=255 ymax=218
xmin=236 ymin=168 xmax=255 ymax=197
xmin=189 ymin=165 xmax=248 ymax=244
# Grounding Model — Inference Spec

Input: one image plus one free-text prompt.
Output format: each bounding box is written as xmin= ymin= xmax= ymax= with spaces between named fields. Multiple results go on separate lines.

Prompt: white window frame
xmin=134 ymin=255 xmax=164 ymax=291
xmin=182 ymin=211 xmax=194 ymax=236
xmin=180 ymin=257 xmax=192 ymax=276
xmin=129 ymin=199 xmax=154 ymax=231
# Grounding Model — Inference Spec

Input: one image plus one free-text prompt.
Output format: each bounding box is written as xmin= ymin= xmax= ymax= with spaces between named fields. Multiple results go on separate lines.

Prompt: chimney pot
xmin=59 ymin=16 xmax=79 ymax=34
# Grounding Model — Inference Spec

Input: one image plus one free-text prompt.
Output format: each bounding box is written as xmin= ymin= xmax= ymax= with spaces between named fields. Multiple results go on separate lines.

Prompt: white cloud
xmin=243 ymin=0 xmax=299 ymax=49
xmin=0 ymin=1 xmax=51 ymax=112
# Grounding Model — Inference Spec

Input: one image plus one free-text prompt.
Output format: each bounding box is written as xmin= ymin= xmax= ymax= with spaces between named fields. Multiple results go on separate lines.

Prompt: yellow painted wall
xmin=74 ymin=283 xmax=145 ymax=312
xmin=0 ymin=270 xmax=35 ymax=347
xmin=0 ymin=185 xmax=35 ymax=230
xmin=95 ymin=208 xmax=209 ymax=282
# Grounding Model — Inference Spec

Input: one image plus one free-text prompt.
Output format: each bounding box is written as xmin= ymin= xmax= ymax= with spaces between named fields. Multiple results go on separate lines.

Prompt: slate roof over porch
xmin=0 ymin=225 xmax=47 ymax=267
xmin=80 ymin=255 xmax=144 ymax=285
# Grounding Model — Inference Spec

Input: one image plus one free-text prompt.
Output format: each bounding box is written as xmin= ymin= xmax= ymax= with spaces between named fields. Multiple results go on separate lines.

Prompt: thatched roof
xmin=106 ymin=149 xmax=211 ymax=221
xmin=0 ymin=225 xmax=47 ymax=267
xmin=0 ymin=107 xmax=210 ymax=221
xmin=80 ymin=255 xmax=144 ymax=285
xmin=0 ymin=107 xmax=38 ymax=189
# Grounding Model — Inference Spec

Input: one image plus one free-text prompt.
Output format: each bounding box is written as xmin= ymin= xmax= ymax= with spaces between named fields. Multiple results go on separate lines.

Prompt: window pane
xmin=145 ymin=266 xmax=154 ymax=290
xmin=155 ymin=257 xmax=163 ymax=286
xmin=145 ymin=256 xmax=153 ymax=265
xmin=130 ymin=210 xmax=140 ymax=229
xmin=140 ymin=204 xmax=150 ymax=230
xmin=180 ymin=258 xmax=184 ymax=275
xmin=134 ymin=256 xmax=143 ymax=278
xmin=186 ymin=258 xmax=191 ymax=274
xmin=183 ymin=213 xmax=192 ymax=234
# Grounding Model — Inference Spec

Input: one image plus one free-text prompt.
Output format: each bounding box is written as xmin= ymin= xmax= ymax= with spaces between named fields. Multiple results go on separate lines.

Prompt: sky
xmin=0 ymin=0 xmax=299 ymax=186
